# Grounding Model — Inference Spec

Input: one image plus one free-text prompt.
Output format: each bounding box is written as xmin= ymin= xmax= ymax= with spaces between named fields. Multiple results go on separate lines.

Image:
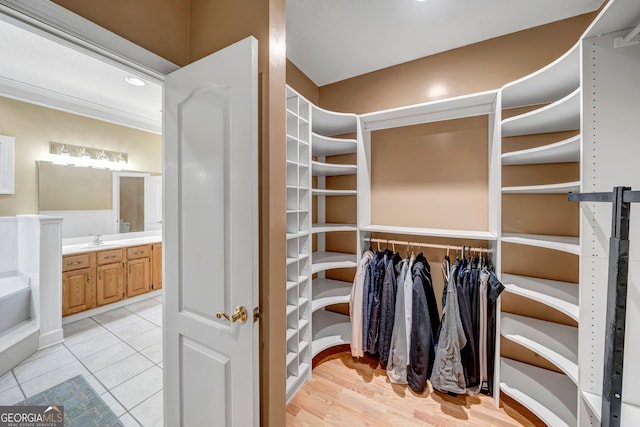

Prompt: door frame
xmin=0 ymin=2 xmax=264 ymax=423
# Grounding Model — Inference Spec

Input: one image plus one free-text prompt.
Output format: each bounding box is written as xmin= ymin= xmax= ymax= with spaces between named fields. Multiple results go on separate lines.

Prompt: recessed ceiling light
xmin=124 ymin=76 xmax=146 ymax=87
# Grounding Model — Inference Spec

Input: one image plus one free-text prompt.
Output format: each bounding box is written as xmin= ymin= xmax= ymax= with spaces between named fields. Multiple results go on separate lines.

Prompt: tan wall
xmin=52 ymin=0 xmax=189 ymax=66
xmin=38 ymin=162 xmax=112 ymax=211
xmin=286 ymin=60 xmax=320 ymax=105
xmin=319 ymin=13 xmax=598 ymax=114
xmin=0 ymin=96 xmax=161 ymax=217
xmin=371 ymin=116 xmax=489 ymax=231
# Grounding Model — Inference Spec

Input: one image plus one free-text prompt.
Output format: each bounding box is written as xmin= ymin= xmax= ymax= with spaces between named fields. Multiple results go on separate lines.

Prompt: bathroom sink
xmin=65 ymin=241 xmax=123 ymax=251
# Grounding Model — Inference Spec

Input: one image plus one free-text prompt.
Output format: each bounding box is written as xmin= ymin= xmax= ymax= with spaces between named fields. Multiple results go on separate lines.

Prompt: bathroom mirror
xmin=37 ymin=161 xmax=162 ymax=238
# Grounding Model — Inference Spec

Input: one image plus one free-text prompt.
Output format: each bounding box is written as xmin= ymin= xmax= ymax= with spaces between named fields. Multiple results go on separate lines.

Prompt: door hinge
xmin=253 ymin=306 xmax=260 ymax=322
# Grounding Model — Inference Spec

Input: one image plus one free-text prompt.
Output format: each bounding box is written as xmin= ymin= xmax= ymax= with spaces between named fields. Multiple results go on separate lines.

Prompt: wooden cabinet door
xmin=62 ymin=267 xmax=95 ymax=316
xmin=127 ymin=257 xmax=151 ymax=297
xmin=97 ymin=262 xmax=125 ymax=306
xmin=151 ymin=243 xmax=162 ymax=290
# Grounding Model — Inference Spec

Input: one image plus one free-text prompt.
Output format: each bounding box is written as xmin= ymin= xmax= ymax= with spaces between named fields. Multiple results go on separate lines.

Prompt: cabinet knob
xmin=216 ymin=306 xmax=248 ymax=324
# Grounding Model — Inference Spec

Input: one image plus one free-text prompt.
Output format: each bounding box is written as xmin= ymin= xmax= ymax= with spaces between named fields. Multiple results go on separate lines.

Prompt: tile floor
xmin=0 ymin=295 xmax=164 ymax=427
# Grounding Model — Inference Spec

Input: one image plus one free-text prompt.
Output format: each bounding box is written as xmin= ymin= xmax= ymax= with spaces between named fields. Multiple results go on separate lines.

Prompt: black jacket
xmin=378 ymin=252 xmax=401 ymax=368
xmin=407 ymin=254 xmax=439 ymax=393
xmin=485 ymin=270 xmax=504 ymax=395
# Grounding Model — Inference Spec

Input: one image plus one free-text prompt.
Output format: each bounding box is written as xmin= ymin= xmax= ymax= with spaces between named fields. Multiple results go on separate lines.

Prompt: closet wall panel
xmin=502 ymin=194 xmax=579 ymax=236
xmin=501 ymin=243 xmax=579 ymax=284
xmin=502 ymin=163 xmax=579 ymax=187
xmin=370 ymin=116 xmax=489 ymax=232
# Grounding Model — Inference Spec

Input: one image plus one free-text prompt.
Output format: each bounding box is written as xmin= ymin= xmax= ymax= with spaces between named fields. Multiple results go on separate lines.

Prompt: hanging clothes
xmin=477 ymin=269 xmax=489 ymax=390
xmin=430 ymin=263 xmax=467 ymax=394
xmin=457 ymin=262 xmax=479 ymax=390
xmin=386 ymin=258 xmax=410 ymax=383
xmin=407 ymin=254 xmax=438 ymax=393
xmin=378 ymin=251 xmax=401 ymax=368
xmin=366 ymin=249 xmax=393 ymax=355
xmin=485 ymin=269 xmax=505 ymax=395
xmin=350 ymin=251 xmax=373 ymax=358
xmin=363 ymin=251 xmax=384 ymax=353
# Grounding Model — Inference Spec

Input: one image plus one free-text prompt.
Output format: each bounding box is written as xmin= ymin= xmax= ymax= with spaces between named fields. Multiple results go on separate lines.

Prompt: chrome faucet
xmin=89 ymin=233 xmax=103 ymax=245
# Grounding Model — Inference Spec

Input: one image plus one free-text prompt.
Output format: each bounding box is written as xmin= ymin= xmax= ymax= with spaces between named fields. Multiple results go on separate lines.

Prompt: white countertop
xmin=62 ymin=231 xmax=162 ymax=255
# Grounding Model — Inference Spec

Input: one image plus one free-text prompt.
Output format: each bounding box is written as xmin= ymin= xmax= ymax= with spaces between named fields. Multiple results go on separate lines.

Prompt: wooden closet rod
xmin=364 ymin=237 xmax=493 ymax=254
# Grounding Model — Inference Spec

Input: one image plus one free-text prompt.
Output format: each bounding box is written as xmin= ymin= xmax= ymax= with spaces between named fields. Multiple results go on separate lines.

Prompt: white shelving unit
xmin=312 ymin=161 xmax=356 ymax=176
xmin=502 ymin=181 xmax=580 ymax=194
xmin=311 ymin=278 xmax=352 ymax=311
xmin=501 ymin=233 xmax=580 ymax=255
xmin=286 ymin=86 xmax=359 ymax=402
xmin=502 ymin=274 xmax=579 ymax=322
xmin=285 ymin=87 xmax=313 ymax=402
xmin=498 ymin=24 xmax=583 ymax=425
xmin=500 ymin=358 xmax=577 ymax=427
xmin=359 ymin=224 xmax=497 ymax=241
xmin=502 ymin=88 xmax=580 ymax=137
xmin=312 ymin=188 xmax=357 ymax=196
xmin=311 ymin=309 xmax=352 ymax=357
xmin=312 ymin=223 xmax=357 ymax=233
xmin=501 ymin=313 xmax=578 ymax=383
xmin=502 ymin=135 xmax=580 ymax=165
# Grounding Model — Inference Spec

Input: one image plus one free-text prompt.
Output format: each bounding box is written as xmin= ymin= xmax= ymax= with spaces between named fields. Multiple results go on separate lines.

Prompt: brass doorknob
xmin=216 ymin=306 xmax=248 ymax=324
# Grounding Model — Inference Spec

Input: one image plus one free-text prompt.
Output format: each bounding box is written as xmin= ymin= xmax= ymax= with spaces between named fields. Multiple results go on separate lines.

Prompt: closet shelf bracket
xmin=569 ymin=187 xmax=640 ymax=427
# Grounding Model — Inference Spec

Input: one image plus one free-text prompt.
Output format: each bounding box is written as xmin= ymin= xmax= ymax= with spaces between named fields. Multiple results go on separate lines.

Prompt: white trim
xmin=0 ymin=76 xmax=162 ymax=134
xmin=0 ymin=135 xmax=15 ymax=194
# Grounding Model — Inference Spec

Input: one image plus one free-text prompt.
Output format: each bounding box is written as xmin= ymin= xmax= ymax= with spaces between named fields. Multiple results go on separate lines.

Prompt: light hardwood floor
xmin=286 ymin=346 xmax=544 ymax=427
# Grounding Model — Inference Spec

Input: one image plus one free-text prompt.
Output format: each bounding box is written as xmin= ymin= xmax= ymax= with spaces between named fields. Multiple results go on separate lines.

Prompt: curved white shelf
xmin=311 ymin=104 xmax=358 ymax=137
xmin=286 ymin=281 xmax=297 ymax=291
xmin=500 ymin=358 xmax=577 ymax=427
xmin=312 ymin=161 xmax=356 ymax=176
xmin=312 ymin=189 xmax=357 ymax=196
xmin=502 ymin=135 xmax=580 ymax=165
xmin=502 ymin=181 xmax=580 ymax=194
xmin=502 ymin=274 xmax=578 ymax=322
xmin=502 ymin=43 xmax=580 ymax=109
xmin=501 ymin=313 xmax=578 ymax=384
xmin=312 ymin=278 xmax=352 ymax=312
xmin=286 ymin=231 xmax=308 ymax=240
xmin=502 ymin=88 xmax=580 ymax=137
xmin=501 ymin=233 xmax=579 ymax=255
xmin=312 ymin=223 xmax=357 ymax=233
xmin=311 ymin=133 xmax=357 ymax=157
xmin=360 ymin=224 xmax=497 ymax=241
xmin=311 ymin=251 xmax=357 ymax=274
xmin=312 ymin=309 xmax=351 ymax=357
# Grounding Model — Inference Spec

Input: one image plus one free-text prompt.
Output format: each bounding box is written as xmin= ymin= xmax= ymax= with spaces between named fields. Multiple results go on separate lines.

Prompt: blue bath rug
xmin=15 ymin=374 xmax=123 ymax=427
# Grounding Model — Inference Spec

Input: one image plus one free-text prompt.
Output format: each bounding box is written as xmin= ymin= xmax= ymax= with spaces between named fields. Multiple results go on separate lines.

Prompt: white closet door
xmin=163 ymin=36 xmax=259 ymax=427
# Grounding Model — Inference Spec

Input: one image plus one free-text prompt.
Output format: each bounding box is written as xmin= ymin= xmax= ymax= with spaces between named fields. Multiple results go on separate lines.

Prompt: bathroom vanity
xmin=61 ymin=234 xmax=162 ymax=317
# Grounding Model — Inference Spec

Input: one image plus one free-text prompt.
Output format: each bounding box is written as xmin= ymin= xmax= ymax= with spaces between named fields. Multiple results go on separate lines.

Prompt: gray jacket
xmin=430 ymin=264 xmax=467 ymax=394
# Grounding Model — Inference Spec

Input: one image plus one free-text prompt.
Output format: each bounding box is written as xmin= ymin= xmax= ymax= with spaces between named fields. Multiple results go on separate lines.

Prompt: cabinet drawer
xmin=97 ymin=249 xmax=123 ymax=265
xmin=62 ymin=254 xmax=92 ymax=272
xmin=127 ymin=245 xmax=150 ymax=260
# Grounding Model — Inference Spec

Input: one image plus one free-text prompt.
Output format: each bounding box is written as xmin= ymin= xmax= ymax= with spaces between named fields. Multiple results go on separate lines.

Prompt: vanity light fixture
xmin=51 ymin=144 xmax=70 ymax=165
xmin=49 ymin=142 xmax=128 ymax=170
xmin=124 ymin=76 xmax=146 ymax=87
